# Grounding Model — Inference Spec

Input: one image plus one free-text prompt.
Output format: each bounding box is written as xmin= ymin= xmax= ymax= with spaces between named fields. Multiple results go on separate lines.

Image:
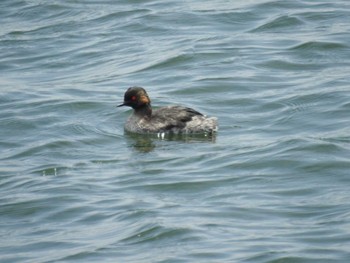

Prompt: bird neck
xmin=134 ymin=103 xmax=152 ymax=118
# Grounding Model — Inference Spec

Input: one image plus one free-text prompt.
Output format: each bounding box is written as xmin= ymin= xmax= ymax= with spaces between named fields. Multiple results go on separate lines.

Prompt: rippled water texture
xmin=1 ymin=0 xmax=350 ymax=262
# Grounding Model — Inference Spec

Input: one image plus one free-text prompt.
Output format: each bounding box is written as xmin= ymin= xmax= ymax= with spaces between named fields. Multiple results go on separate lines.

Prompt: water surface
xmin=1 ymin=0 xmax=350 ymax=262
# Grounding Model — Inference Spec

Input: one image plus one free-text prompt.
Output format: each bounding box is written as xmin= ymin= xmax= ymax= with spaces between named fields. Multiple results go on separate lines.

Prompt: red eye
xmin=131 ymin=96 xmax=136 ymax=101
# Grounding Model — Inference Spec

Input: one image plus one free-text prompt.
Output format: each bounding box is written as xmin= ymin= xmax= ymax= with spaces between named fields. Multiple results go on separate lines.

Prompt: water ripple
xmin=250 ymin=15 xmax=305 ymax=32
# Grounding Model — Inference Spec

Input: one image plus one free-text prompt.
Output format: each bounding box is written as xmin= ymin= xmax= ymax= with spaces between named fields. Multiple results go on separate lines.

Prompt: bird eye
xmin=131 ymin=96 xmax=136 ymax=101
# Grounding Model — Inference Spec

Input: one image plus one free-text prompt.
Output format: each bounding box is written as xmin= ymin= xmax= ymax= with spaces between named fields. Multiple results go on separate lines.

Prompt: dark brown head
xmin=117 ymin=87 xmax=151 ymax=109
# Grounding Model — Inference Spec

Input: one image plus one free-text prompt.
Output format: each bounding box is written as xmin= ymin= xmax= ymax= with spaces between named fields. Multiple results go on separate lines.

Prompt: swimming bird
xmin=118 ymin=87 xmax=218 ymax=134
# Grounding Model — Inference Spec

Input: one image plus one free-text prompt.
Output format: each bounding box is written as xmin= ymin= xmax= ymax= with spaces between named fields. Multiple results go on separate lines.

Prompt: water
xmin=1 ymin=0 xmax=350 ymax=262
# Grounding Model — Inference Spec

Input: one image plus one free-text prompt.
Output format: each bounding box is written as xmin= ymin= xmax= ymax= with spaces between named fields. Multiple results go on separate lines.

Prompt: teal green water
xmin=1 ymin=0 xmax=350 ymax=262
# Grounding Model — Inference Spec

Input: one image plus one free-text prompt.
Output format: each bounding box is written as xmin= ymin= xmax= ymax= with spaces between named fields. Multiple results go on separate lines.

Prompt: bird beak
xmin=117 ymin=103 xmax=125 ymax=107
